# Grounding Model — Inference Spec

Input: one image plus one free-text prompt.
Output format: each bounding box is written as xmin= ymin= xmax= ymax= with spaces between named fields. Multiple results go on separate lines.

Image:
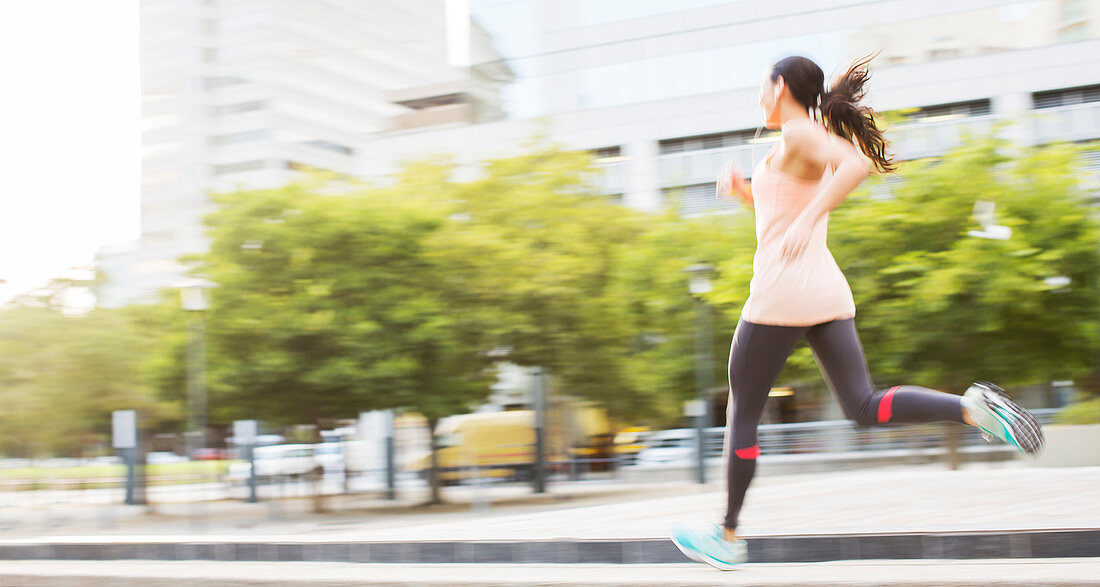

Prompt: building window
xmin=896 ymin=99 xmax=992 ymax=121
xmin=203 ymin=76 xmax=248 ymax=91
xmin=1033 ymin=84 xmax=1100 ymax=109
xmin=210 ymin=129 xmax=270 ymax=146
xmin=591 ymin=146 xmax=622 ymax=161
xmin=214 ymin=160 xmax=266 ymax=175
xmin=285 ymin=160 xmax=338 ymax=174
xmin=659 ymin=129 xmax=768 ymax=155
xmin=929 ymin=48 xmax=961 ymax=60
xmin=301 ymin=140 xmax=354 ymax=156
xmin=394 ymin=93 xmax=467 ymax=110
xmin=210 ymin=100 xmax=266 ymax=116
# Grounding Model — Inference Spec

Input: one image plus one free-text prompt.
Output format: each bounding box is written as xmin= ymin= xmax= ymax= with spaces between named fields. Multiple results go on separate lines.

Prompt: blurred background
xmin=1 ymin=0 xmax=1099 ymax=533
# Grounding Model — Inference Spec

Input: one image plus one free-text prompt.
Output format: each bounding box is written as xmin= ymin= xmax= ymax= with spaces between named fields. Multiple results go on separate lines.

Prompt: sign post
xmin=234 ymin=420 xmax=258 ymax=503
xmin=112 ymin=410 xmax=138 ymax=505
xmin=385 ymin=411 xmax=396 ymax=500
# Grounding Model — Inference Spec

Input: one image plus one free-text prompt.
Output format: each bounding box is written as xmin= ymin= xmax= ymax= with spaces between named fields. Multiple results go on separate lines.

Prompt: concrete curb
xmin=1 ymin=529 xmax=1097 ymax=564
xmin=4 ymin=559 xmax=1100 ymax=587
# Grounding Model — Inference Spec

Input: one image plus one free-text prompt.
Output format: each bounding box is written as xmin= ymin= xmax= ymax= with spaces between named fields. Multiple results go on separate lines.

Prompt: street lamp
xmin=176 ymin=278 xmax=218 ymax=460
xmin=685 ymin=263 xmax=715 ymax=485
xmin=530 ymin=366 xmax=548 ymax=494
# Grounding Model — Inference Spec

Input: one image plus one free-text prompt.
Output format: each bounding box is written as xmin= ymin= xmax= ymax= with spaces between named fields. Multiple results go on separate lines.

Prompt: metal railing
xmin=0 ymin=409 xmax=1064 ymax=502
xmin=705 ymin=408 xmax=1059 ymax=459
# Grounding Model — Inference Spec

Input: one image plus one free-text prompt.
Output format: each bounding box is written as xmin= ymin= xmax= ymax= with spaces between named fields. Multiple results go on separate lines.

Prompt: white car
xmin=313 ymin=441 xmax=345 ymax=478
xmin=633 ymin=429 xmax=699 ymax=468
xmin=146 ymin=452 xmax=188 ymax=465
xmin=226 ymin=444 xmax=321 ymax=483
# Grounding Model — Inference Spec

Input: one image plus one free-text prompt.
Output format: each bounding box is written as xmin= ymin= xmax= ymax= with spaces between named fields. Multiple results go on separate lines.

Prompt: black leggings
xmin=722 ymin=316 xmax=965 ymax=531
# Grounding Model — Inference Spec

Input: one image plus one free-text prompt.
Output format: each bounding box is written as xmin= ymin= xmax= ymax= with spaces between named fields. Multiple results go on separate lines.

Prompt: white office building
xmin=98 ymin=0 xmax=509 ymax=307
xmin=102 ymin=0 xmax=1100 ymax=307
xmin=361 ymin=0 xmax=1100 ymax=218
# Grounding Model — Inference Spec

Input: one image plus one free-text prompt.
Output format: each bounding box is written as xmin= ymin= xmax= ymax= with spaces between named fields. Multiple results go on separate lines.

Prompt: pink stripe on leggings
xmin=878 ymin=386 xmax=900 ymax=423
xmin=734 ymin=444 xmax=760 ymax=459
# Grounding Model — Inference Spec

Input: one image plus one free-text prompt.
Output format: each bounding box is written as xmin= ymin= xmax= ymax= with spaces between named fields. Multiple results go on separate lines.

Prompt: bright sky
xmin=0 ymin=1 xmax=141 ymax=304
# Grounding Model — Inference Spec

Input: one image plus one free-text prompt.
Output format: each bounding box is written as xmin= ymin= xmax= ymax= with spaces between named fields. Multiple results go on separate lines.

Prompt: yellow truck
xmin=611 ymin=426 xmax=653 ymax=466
xmin=407 ymin=402 xmax=616 ymax=483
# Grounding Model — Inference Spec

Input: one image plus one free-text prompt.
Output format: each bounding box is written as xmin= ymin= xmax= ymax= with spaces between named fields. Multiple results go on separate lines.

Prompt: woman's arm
xmin=775 ymin=121 xmax=870 ymax=262
xmin=784 ymin=122 xmax=870 ymax=223
xmin=717 ymin=160 xmax=754 ymax=210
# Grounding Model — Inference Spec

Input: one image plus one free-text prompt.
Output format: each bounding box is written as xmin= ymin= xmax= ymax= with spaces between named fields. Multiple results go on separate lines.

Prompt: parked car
xmin=313 ymin=441 xmax=345 ymax=478
xmin=226 ymin=444 xmax=321 ymax=484
xmin=632 ymin=429 xmax=697 ymax=468
xmin=192 ymin=448 xmax=227 ymax=461
xmin=146 ymin=451 xmax=188 ymax=465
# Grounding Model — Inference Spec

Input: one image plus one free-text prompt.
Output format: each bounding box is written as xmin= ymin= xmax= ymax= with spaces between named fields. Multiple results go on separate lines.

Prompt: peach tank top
xmin=739 ymin=142 xmax=856 ymax=327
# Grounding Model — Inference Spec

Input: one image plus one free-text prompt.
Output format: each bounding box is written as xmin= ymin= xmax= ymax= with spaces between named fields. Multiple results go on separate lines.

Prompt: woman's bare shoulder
xmin=783 ymin=120 xmax=845 ymax=168
xmin=782 ymin=119 xmax=830 ymax=147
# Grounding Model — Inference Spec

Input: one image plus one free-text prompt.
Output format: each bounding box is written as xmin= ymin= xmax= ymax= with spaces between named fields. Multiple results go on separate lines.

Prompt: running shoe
xmin=961 ymin=380 xmax=1044 ymax=456
xmin=670 ymin=521 xmax=747 ymax=570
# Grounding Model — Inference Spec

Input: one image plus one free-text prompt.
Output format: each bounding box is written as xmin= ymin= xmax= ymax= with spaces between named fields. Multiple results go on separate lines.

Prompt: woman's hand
xmin=779 ymin=213 xmax=815 ymax=263
xmin=717 ymin=159 xmax=752 ymax=208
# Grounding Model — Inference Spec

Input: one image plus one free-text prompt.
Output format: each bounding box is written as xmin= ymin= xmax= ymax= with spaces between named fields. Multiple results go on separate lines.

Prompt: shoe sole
xmin=670 ymin=535 xmax=707 ymax=564
xmin=974 ymin=380 xmax=1045 ymax=456
xmin=670 ymin=535 xmax=745 ymax=571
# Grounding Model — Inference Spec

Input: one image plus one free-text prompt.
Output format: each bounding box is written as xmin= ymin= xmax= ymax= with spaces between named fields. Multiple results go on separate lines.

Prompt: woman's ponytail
xmin=819 ymin=54 xmax=896 ymax=173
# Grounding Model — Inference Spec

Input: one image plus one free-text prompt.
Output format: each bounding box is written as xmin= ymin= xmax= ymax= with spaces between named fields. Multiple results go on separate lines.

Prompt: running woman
xmin=670 ymin=54 xmax=1045 ymax=571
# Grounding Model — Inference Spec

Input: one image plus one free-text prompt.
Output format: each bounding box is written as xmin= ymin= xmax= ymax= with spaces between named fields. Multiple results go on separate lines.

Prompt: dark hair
xmin=770 ymin=53 xmax=896 ymax=173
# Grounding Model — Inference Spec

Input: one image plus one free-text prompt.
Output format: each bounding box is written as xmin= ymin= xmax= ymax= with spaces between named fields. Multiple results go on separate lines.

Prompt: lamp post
xmin=685 ymin=263 xmax=715 ymax=485
xmin=177 ymin=278 xmax=217 ymax=460
xmin=531 ymin=366 xmax=548 ymax=494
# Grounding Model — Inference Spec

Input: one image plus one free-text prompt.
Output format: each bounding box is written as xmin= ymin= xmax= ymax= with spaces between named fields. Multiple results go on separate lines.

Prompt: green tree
xmin=0 ymin=287 xmax=175 ymax=457
xmin=179 ymin=172 xmax=507 ymax=502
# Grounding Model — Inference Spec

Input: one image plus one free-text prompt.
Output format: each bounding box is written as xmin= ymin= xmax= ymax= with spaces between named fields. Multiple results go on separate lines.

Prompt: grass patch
xmin=0 ymin=460 xmax=245 ymax=490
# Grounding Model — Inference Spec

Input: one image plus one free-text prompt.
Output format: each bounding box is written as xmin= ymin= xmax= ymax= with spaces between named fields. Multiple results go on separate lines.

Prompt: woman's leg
xmin=802 ymin=317 xmax=965 ymax=426
xmin=723 ymin=318 xmax=807 ymax=535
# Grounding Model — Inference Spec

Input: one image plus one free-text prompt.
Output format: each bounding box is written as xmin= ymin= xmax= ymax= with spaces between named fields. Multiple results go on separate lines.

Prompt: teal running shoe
xmin=961 ymin=380 xmax=1044 ymax=456
xmin=670 ymin=521 xmax=747 ymax=570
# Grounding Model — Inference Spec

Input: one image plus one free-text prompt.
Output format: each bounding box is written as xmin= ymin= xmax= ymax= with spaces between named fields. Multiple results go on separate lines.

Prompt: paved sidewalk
xmin=321 ymin=464 xmax=1100 ymax=541
xmin=3 ymin=464 xmax=1098 ymax=542
xmin=2 ymin=558 xmax=1099 ymax=586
